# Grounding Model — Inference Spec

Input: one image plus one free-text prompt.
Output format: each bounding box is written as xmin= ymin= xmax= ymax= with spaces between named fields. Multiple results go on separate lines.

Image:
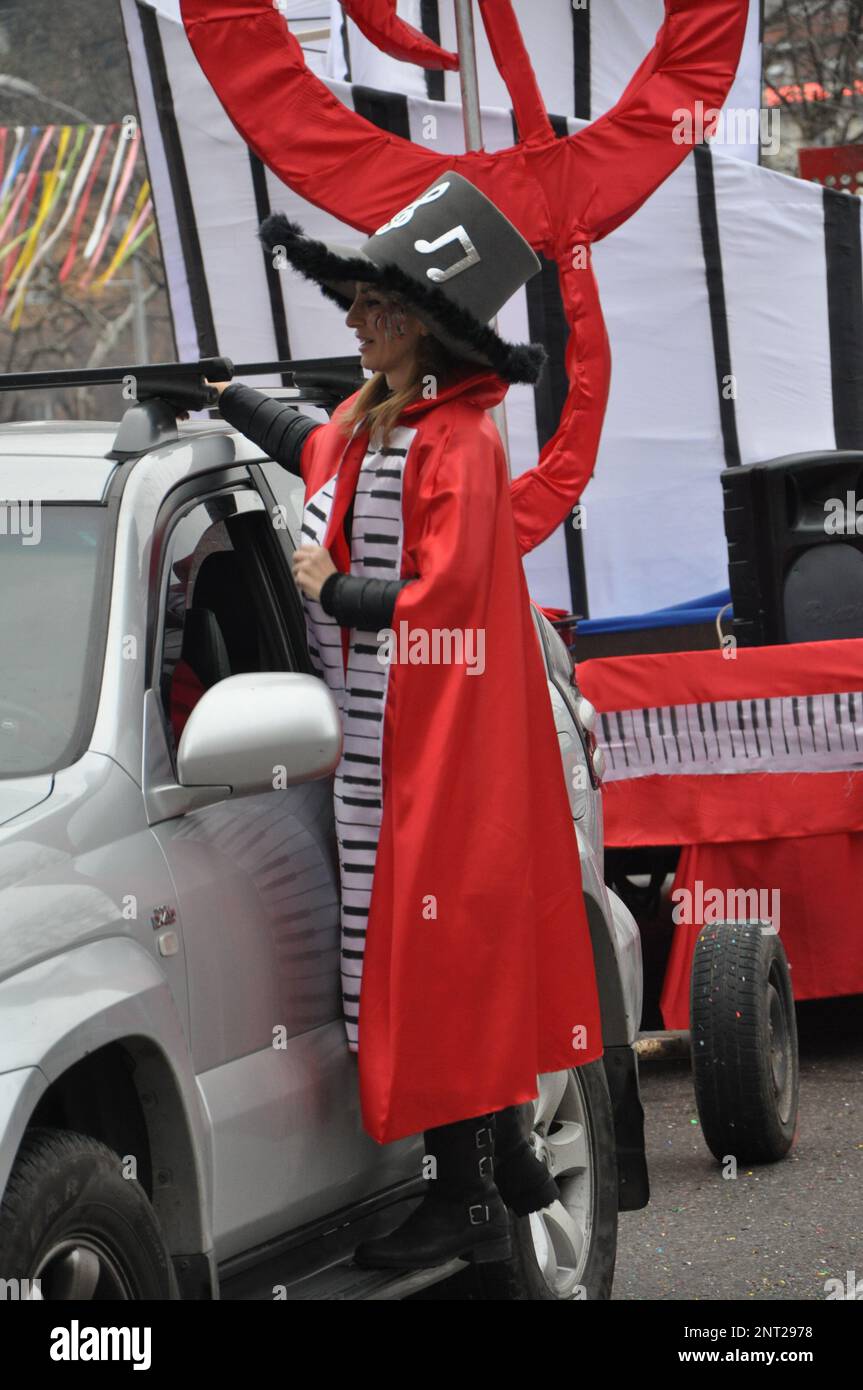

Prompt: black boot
xmin=353 ymin=1113 xmax=512 ymax=1270
xmin=493 ymin=1105 xmax=560 ymax=1216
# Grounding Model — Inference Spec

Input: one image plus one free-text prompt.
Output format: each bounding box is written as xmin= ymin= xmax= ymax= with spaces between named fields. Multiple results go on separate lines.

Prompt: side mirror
xmin=177 ymin=672 xmax=341 ymax=797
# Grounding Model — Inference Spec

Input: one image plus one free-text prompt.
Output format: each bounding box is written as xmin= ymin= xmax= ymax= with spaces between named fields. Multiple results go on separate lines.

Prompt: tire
xmin=691 ymin=921 xmax=799 ymax=1164
xmin=472 ymin=1060 xmax=619 ymax=1301
xmin=0 ymin=1128 xmax=179 ymax=1300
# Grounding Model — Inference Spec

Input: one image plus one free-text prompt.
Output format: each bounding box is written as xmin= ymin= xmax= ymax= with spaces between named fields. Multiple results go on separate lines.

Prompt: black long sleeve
xmin=319 ymin=573 xmax=416 ymax=630
xmin=220 ymin=383 xmax=417 ymax=628
xmin=218 ymin=381 xmax=321 ymax=476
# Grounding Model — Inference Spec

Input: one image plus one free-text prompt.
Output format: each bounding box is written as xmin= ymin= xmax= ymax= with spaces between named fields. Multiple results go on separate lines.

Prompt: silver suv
xmin=0 ymin=358 xmax=647 ymax=1302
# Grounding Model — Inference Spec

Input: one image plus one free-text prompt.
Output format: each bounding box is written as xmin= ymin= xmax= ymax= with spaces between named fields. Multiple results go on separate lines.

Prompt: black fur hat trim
xmin=258 ymin=212 xmax=547 ymax=386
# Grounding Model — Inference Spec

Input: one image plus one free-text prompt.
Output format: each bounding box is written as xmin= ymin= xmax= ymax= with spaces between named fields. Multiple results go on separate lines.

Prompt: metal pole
xmin=131 ymin=255 xmax=150 ymax=363
xmin=454 ymin=0 xmax=483 ymax=152
xmin=452 ymin=0 xmax=512 ymax=476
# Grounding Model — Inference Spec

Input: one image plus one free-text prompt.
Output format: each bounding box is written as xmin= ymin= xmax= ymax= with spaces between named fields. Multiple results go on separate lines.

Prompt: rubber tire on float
xmin=691 ymin=921 xmax=799 ymax=1164
xmin=469 ymin=1059 xmax=619 ymax=1301
xmin=0 ymin=1128 xmax=179 ymax=1300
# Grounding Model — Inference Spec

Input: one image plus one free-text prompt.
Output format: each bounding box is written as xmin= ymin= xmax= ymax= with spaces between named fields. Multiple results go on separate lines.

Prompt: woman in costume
xmin=211 ymin=171 xmax=603 ymax=1271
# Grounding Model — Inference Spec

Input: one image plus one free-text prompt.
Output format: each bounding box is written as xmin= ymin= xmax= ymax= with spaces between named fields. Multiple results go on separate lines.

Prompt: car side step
xmin=219 ymin=1196 xmax=467 ymax=1301
xmin=284 ymin=1255 xmax=467 ymax=1300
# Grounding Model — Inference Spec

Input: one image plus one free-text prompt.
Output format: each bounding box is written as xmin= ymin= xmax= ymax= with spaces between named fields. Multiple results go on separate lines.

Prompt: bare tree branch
xmin=764 ymin=0 xmax=863 ymax=170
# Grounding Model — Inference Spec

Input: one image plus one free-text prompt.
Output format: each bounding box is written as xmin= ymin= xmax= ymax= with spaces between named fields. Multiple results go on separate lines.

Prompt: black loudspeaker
xmin=722 ymin=451 xmax=863 ymax=646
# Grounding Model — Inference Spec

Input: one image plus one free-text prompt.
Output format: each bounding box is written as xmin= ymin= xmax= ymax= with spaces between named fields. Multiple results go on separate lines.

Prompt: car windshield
xmin=0 ymin=504 xmax=108 ymax=777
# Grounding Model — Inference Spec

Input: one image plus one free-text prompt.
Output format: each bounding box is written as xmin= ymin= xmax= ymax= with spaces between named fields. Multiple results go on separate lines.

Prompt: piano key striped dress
xmin=299 ymin=422 xmax=417 ymax=1050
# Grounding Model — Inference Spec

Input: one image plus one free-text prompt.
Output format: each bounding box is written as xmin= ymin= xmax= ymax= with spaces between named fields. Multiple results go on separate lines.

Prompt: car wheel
xmin=473 ymin=1060 xmax=618 ymax=1301
xmin=691 ymin=921 xmax=799 ymax=1164
xmin=0 ymin=1127 xmax=179 ymax=1300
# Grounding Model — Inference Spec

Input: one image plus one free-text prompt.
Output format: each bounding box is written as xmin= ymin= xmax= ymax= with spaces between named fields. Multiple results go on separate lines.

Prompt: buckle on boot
xmin=475 ymin=1127 xmax=493 ymax=1148
xmin=478 ymin=1154 xmax=493 ymax=1178
xmin=469 ymin=1203 xmax=490 ymax=1225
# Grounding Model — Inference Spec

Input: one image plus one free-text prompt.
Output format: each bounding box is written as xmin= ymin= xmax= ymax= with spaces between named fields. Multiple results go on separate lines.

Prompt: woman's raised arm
xmin=213 ymin=380 xmax=322 ymax=478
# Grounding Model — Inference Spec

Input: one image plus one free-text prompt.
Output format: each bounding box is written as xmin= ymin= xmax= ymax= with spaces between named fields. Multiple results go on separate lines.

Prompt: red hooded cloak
xmin=297 ymin=366 xmax=602 ymax=1144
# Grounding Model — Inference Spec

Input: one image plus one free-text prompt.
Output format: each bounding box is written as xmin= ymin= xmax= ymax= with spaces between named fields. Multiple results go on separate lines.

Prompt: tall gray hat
xmin=258 ymin=171 xmax=547 ymax=385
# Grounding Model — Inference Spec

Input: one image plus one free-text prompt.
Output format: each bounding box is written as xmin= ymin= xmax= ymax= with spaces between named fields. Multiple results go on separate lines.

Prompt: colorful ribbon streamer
xmin=0 ymin=122 xmax=155 ymax=328
xmin=4 ymin=125 xmax=102 ymax=324
xmin=79 ymin=126 xmax=141 ymax=287
xmin=59 ymin=124 xmax=115 ymax=282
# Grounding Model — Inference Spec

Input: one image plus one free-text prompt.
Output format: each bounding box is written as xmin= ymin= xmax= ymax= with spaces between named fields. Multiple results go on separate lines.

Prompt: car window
xmin=155 ymin=488 xmax=296 ymax=760
xmin=0 ymin=504 xmax=109 ymax=777
xmin=248 ymin=463 xmax=316 ymax=677
xmin=256 ymin=461 xmax=304 ymax=543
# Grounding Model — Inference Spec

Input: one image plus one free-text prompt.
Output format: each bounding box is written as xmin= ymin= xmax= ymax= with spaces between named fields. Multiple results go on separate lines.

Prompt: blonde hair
xmin=339 ymin=295 xmax=467 ymax=446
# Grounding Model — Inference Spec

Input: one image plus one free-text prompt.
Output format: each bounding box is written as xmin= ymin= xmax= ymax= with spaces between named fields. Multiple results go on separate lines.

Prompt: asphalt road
xmin=613 ymin=996 xmax=863 ymax=1301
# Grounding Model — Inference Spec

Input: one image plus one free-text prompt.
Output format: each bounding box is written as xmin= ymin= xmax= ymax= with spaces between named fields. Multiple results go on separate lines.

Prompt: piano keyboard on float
xmin=597 ymin=691 xmax=863 ymax=781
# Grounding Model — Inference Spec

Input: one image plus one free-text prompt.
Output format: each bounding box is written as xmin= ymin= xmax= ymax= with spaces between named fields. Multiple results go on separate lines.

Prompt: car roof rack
xmin=0 ymin=355 xmax=366 ymax=461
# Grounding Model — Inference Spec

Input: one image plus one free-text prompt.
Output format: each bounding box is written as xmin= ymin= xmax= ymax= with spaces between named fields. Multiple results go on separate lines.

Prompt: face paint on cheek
xmin=373 ymin=306 xmax=407 ymax=340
